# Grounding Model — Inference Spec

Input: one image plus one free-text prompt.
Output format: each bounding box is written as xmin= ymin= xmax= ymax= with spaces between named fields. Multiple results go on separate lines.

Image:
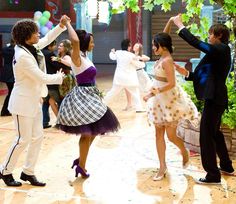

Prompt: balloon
xmin=40 ymin=26 xmax=49 ymax=36
xmin=34 ymin=11 xmax=42 ymax=20
xmin=39 ymin=16 xmax=48 ymax=26
xmin=45 ymin=21 xmax=53 ymax=29
xmin=43 ymin=11 xmax=51 ymax=19
xmin=35 ymin=21 xmax=40 ymax=29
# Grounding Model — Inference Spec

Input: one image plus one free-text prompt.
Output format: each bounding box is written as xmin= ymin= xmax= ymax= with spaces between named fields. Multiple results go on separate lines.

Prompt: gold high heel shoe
xmin=183 ymin=149 xmax=190 ymax=169
xmin=153 ymin=168 xmax=167 ymax=181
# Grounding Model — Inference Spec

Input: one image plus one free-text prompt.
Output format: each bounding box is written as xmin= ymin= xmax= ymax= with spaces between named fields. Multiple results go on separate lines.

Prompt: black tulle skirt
xmin=57 ymin=107 xmax=120 ymax=135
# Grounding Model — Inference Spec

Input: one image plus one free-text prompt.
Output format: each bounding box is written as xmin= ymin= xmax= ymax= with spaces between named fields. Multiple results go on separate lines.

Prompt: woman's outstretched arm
xmin=66 ymin=21 xmax=81 ymax=67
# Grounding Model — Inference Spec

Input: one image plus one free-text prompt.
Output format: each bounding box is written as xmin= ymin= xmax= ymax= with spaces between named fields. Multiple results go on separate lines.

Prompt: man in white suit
xmin=104 ymin=39 xmax=145 ymax=112
xmin=0 ymin=16 xmax=68 ymax=187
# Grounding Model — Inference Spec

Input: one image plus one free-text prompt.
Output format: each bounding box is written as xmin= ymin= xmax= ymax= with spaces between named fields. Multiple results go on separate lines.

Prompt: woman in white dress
xmin=143 ymin=24 xmax=199 ymax=181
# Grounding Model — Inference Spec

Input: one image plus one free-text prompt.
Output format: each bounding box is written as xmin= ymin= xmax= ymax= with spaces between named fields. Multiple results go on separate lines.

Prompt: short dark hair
xmin=209 ymin=24 xmax=230 ymax=44
xmin=153 ymin=33 xmax=173 ymax=54
xmin=75 ymin=30 xmax=93 ymax=54
xmin=45 ymin=40 xmax=57 ymax=49
xmin=12 ymin=19 xmax=38 ymax=45
xmin=121 ymin=39 xmax=131 ymax=50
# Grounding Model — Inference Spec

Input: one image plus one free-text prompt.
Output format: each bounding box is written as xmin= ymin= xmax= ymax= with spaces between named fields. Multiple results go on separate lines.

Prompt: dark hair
xmin=153 ymin=33 xmax=173 ymax=54
xmin=11 ymin=19 xmax=38 ymax=45
xmin=59 ymin=39 xmax=72 ymax=56
xmin=209 ymin=24 xmax=230 ymax=44
xmin=75 ymin=29 xmax=93 ymax=54
xmin=45 ymin=40 xmax=56 ymax=49
xmin=121 ymin=39 xmax=131 ymax=50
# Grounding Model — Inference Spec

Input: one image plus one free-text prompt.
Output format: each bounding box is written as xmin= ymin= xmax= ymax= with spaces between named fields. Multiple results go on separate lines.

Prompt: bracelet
xmin=151 ymin=87 xmax=161 ymax=95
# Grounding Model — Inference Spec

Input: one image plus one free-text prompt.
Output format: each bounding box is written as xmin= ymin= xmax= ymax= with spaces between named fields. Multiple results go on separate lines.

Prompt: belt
xmin=155 ymin=76 xmax=167 ymax=82
xmin=78 ymin=83 xmax=95 ymax=86
xmin=136 ymin=68 xmax=144 ymax=71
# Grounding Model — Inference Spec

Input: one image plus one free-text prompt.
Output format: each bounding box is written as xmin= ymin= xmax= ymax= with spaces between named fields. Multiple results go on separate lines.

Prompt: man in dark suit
xmin=0 ymin=39 xmax=15 ymax=116
xmin=172 ymin=14 xmax=234 ymax=184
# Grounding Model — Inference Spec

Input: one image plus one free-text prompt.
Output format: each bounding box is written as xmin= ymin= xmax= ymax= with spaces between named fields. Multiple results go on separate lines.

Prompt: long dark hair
xmin=153 ymin=33 xmax=173 ymax=54
xmin=75 ymin=29 xmax=93 ymax=55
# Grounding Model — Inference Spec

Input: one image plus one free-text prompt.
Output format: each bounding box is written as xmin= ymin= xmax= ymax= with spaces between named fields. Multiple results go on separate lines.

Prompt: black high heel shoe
xmin=75 ymin=165 xmax=90 ymax=178
xmin=71 ymin=158 xmax=80 ymax=169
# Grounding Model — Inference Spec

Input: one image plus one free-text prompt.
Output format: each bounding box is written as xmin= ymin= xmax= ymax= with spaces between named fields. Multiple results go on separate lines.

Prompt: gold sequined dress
xmin=147 ymin=62 xmax=199 ymax=127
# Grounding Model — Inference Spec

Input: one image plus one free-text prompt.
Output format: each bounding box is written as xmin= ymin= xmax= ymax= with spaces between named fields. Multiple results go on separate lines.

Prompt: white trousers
xmin=104 ymin=84 xmax=143 ymax=110
xmin=1 ymin=110 xmax=43 ymax=175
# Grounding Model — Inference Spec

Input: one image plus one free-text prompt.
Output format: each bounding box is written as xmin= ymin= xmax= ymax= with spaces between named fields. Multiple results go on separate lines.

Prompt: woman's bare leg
xmin=166 ymin=125 xmax=189 ymax=166
xmin=155 ymin=125 xmax=167 ymax=175
xmin=49 ymin=97 xmax=59 ymax=116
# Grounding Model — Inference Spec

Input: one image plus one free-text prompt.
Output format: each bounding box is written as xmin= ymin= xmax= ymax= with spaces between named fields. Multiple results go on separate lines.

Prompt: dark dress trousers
xmin=179 ymin=28 xmax=233 ymax=181
xmin=0 ymin=45 xmax=15 ymax=116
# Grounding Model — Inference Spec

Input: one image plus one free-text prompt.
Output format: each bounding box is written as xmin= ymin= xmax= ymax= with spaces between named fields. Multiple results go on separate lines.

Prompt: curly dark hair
xmin=11 ymin=19 xmax=38 ymax=45
xmin=153 ymin=33 xmax=173 ymax=54
xmin=75 ymin=30 xmax=93 ymax=55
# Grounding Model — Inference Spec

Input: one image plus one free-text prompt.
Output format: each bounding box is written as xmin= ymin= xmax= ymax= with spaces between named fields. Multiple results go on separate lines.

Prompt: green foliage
xmin=181 ymin=73 xmax=236 ymax=129
xmin=221 ymin=73 xmax=236 ymax=129
xmin=181 ymin=81 xmax=204 ymax=113
xmin=108 ymin=0 xmax=236 ymax=41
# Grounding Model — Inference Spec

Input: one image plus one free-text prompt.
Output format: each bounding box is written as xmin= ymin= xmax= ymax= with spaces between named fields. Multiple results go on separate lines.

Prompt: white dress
xmin=147 ymin=62 xmax=199 ymax=127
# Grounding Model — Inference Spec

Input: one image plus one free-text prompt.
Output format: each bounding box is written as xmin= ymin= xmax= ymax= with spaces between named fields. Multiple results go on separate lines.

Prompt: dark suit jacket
xmin=42 ymin=48 xmax=71 ymax=90
xmin=0 ymin=45 xmax=15 ymax=83
xmin=179 ymin=28 xmax=231 ymax=108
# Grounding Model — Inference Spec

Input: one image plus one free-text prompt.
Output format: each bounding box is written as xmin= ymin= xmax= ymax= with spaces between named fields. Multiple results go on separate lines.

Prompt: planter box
xmin=220 ymin=126 xmax=236 ymax=159
xmin=177 ymin=122 xmax=236 ymax=158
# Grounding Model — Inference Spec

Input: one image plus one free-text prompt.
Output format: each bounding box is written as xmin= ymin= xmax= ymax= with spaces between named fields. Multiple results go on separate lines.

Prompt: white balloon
xmin=34 ymin=11 xmax=42 ymax=19
xmin=34 ymin=15 xmax=41 ymax=21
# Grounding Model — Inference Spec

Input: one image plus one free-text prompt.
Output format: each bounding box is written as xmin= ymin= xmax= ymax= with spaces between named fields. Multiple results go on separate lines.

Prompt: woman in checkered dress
xmin=57 ymin=21 xmax=120 ymax=178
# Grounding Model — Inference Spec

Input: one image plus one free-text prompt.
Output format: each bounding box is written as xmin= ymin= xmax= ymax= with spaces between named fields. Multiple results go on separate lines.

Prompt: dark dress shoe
xmin=194 ymin=177 xmax=221 ymax=185
xmin=20 ymin=172 xmax=46 ymax=186
xmin=43 ymin=124 xmax=52 ymax=129
xmin=0 ymin=172 xmax=22 ymax=186
xmin=1 ymin=112 xmax=12 ymax=116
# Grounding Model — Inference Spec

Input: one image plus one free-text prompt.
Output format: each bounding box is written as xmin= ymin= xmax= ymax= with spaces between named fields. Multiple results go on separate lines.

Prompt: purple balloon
xmin=45 ymin=21 xmax=53 ymax=29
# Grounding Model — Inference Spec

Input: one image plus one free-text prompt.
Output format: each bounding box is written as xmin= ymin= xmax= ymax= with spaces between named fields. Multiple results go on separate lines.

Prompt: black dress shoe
xmin=20 ymin=172 xmax=46 ymax=186
xmin=0 ymin=172 xmax=22 ymax=186
xmin=194 ymin=177 xmax=221 ymax=185
xmin=43 ymin=124 xmax=52 ymax=129
xmin=219 ymin=167 xmax=235 ymax=175
xmin=1 ymin=112 xmax=12 ymax=116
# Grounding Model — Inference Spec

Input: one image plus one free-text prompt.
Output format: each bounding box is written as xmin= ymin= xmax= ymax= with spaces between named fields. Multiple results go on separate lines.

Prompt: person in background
xmin=0 ymin=39 xmax=15 ymax=116
xmin=56 ymin=20 xmax=120 ymax=178
xmin=172 ymin=14 xmax=235 ymax=184
xmin=104 ymin=39 xmax=145 ymax=112
xmin=52 ymin=39 xmax=76 ymax=104
xmin=124 ymin=42 xmax=152 ymax=111
xmin=42 ymin=40 xmax=59 ymax=129
xmin=0 ymin=16 xmax=68 ymax=187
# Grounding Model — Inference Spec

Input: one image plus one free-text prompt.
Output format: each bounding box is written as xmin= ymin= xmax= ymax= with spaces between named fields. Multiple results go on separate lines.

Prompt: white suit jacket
xmin=8 ymin=25 xmax=65 ymax=117
xmin=109 ymin=50 xmax=145 ymax=87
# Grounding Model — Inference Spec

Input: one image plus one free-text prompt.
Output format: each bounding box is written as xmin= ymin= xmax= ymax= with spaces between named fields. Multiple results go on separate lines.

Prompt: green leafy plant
xmin=181 ymin=73 xmax=236 ymax=129
xmin=221 ymin=73 xmax=236 ymax=129
xmin=181 ymin=81 xmax=204 ymax=113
